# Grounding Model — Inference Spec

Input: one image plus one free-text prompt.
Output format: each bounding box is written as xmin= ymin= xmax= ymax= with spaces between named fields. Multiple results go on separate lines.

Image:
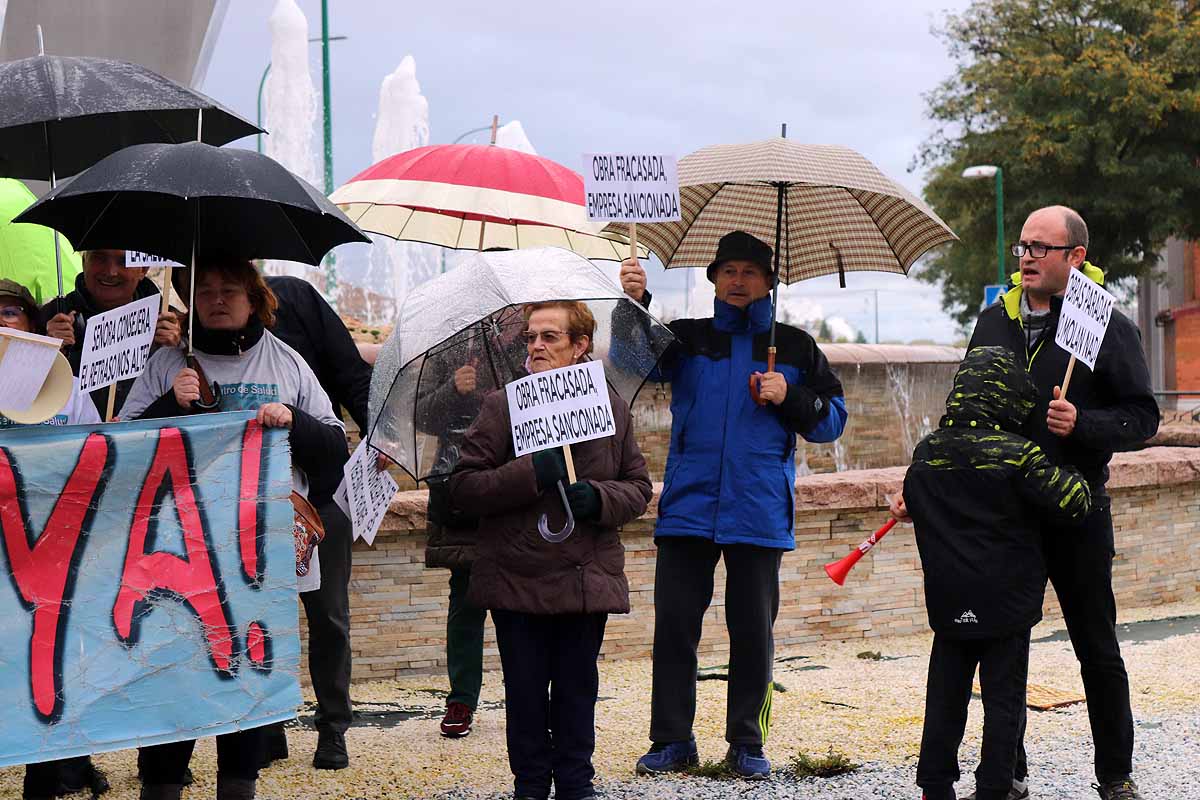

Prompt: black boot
xmin=138 ymin=784 xmax=183 ymax=800
xmin=312 ymin=729 xmax=349 ymax=770
xmin=216 ymin=775 xmax=256 ymax=800
xmin=259 ymin=722 xmax=290 ymax=769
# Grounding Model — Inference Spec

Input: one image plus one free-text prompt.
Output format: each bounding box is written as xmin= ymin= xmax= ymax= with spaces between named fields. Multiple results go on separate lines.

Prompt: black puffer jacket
xmin=968 ymin=268 xmax=1158 ymax=494
xmin=905 ymin=346 xmax=1092 ymax=639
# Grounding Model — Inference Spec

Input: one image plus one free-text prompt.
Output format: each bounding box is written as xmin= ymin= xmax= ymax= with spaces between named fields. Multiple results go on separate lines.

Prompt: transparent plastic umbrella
xmin=367 ymin=247 xmax=673 ymax=484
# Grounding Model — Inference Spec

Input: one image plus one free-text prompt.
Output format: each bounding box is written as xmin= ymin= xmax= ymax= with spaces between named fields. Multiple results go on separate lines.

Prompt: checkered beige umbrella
xmin=605 ymin=137 xmax=957 ymax=284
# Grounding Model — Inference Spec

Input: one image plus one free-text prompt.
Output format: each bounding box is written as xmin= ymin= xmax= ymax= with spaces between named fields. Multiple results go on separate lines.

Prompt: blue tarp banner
xmin=0 ymin=411 xmax=302 ymax=767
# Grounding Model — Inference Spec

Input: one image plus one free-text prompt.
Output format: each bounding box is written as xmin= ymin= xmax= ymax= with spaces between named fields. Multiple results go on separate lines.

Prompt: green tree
xmin=918 ymin=0 xmax=1200 ymax=326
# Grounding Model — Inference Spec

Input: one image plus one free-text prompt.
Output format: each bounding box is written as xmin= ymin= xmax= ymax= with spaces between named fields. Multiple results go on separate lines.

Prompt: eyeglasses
xmin=1010 ymin=242 xmax=1078 ymax=259
xmin=0 ymin=305 xmax=27 ymax=321
xmin=523 ymin=329 xmax=569 ymax=345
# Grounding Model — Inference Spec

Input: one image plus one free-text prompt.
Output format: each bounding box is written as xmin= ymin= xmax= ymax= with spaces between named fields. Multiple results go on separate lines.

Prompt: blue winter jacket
xmin=648 ymin=295 xmax=847 ymax=550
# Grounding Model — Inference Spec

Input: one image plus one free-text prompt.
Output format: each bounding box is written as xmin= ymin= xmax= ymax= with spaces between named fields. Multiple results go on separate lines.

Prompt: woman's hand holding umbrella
xmin=173 ymin=367 xmax=201 ymax=410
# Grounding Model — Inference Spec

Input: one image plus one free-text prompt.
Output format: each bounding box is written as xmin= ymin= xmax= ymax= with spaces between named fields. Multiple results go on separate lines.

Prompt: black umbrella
xmin=0 ymin=37 xmax=262 ymax=303
xmin=0 ymin=55 xmax=260 ymax=181
xmin=15 ymin=140 xmax=368 ymax=265
xmin=16 ymin=140 xmax=370 ymax=397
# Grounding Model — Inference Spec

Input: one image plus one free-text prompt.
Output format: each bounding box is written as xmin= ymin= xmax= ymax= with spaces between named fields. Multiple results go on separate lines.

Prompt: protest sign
xmin=341 ymin=439 xmax=399 ymax=546
xmin=125 ymin=251 xmax=184 ymax=269
xmin=77 ymin=294 xmax=159 ymax=395
xmin=583 ymin=153 xmax=681 ymax=223
xmin=507 ymin=360 xmax=616 ymax=463
xmin=0 ymin=411 xmax=301 ymax=767
xmin=1055 ymin=269 xmax=1116 ymax=393
xmin=0 ymin=328 xmax=62 ymax=413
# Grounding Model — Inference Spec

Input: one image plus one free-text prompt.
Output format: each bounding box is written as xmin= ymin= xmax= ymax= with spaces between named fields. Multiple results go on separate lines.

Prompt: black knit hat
xmin=706 ymin=230 xmax=774 ymax=283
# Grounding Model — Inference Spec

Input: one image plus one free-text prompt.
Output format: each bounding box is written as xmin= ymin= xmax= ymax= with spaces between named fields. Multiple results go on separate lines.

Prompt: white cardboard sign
xmin=1055 ymin=269 xmax=1116 ymax=370
xmin=125 ymin=251 xmax=184 ymax=269
xmin=507 ymin=360 xmax=616 ymax=458
xmin=341 ymin=439 xmax=399 ymax=547
xmin=582 ymin=153 xmax=681 ymax=222
xmin=0 ymin=328 xmax=62 ymax=411
xmin=77 ymin=295 xmax=160 ymax=393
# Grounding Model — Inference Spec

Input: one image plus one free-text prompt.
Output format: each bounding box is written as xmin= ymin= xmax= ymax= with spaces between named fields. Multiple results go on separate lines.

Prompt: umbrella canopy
xmin=368 ymin=247 xmax=673 ymax=482
xmin=605 ymin=137 xmax=957 ymax=284
xmin=0 ymin=178 xmax=80 ymax=304
xmin=14 ymin=141 xmax=368 ymax=265
xmin=0 ymin=55 xmax=261 ymax=180
xmin=330 ymin=144 xmax=645 ymax=260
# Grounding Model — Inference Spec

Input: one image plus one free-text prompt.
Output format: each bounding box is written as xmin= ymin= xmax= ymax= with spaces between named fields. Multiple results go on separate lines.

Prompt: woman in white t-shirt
xmin=122 ymin=260 xmax=346 ymax=800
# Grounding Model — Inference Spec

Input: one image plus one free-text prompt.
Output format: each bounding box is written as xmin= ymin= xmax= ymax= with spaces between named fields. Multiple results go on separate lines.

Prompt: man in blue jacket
xmin=620 ymin=231 xmax=847 ymax=779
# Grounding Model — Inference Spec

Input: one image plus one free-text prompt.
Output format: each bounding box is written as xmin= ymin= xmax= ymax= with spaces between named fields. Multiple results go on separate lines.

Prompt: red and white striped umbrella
xmin=330 ymin=144 xmax=642 ymax=260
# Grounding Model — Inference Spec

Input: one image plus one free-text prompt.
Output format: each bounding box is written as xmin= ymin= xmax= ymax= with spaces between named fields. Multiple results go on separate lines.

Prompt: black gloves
xmin=533 ymin=449 xmax=601 ymax=521
xmin=532 ymin=448 xmax=568 ymax=492
xmin=566 ymin=481 xmax=601 ymax=521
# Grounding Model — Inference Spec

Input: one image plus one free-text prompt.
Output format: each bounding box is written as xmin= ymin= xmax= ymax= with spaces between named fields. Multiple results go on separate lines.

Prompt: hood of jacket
xmin=941 ymin=345 xmax=1038 ymax=433
xmin=1001 ymin=260 xmax=1105 ymax=322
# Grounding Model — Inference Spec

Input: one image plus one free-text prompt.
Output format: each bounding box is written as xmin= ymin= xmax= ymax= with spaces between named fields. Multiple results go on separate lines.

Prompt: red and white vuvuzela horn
xmin=824 ymin=518 xmax=898 ymax=586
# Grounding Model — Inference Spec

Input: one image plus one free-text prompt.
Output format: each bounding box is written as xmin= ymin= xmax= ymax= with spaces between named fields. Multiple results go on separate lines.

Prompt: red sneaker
xmin=440 ymin=701 xmax=473 ymax=738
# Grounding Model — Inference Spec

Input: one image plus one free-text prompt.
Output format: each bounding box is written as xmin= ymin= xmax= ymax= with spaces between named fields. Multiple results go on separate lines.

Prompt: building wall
xmin=300 ymin=447 xmax=1200 ymax=683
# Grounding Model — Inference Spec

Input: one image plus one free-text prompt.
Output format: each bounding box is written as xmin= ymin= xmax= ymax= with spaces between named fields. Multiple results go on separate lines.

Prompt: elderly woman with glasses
xmin=450 ymin=300 xmax=652 ymax=800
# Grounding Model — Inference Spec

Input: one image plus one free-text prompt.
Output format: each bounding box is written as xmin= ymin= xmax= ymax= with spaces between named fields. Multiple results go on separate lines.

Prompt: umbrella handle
xmin=749 ymin=347 xmax=776 ymax=406
xmin=537 ymin=481 xmax=576 ymax=543
xmin=186 ymin=354 xmax=221 ymax=412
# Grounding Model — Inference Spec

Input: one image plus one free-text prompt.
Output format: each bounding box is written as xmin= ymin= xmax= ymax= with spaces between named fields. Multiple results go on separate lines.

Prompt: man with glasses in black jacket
xmin=894 ymin=206 xmax=1158 ymax=800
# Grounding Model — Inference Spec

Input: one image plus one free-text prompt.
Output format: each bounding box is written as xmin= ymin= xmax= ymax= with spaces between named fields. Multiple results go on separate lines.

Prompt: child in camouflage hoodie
xmin=904 ymin=346 xmax=1091 ymax=800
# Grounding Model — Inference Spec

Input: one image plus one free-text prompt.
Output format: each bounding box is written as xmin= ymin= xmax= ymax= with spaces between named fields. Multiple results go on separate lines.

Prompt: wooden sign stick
xmin=161 ymin=267 xmax=173 ymax=314
xmin=105 ymin=383 xmax=117 ymax=422
xmin=563 ymin=444 xmax=577 ymax=484
xmin=1060 ymin=354 xmax=1077 ymax=398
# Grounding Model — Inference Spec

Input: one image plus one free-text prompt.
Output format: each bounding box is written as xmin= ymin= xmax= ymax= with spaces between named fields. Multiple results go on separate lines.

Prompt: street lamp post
xmin=962 ymin=164 xmax=1005 ymax=285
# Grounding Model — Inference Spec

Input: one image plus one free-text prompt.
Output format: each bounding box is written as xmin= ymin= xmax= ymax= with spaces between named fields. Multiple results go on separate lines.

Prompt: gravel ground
xmin=3 ymin=599 xmax=1199 ymax=800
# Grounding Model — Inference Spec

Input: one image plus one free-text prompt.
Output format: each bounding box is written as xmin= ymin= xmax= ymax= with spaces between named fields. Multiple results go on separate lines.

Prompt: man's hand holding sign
xmin=1050 ymin=268 xmax=1117 ymax=438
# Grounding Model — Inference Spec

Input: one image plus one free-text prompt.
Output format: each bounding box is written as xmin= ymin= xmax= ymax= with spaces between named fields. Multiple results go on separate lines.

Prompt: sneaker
xmin=959 ymin=780 xmax=1029 ymax=800
xmin=440 ymin=702 xmax=473 ymax=738
xmin=724 ymin=744 xmax=770 ymax=780
xmin=635 ymin=740 xmax=699 ymax=775
xmin=1094 ymin=779 xmax=1142 ymax=800
xmin=312 ymin=729 xmax=349 ymax=770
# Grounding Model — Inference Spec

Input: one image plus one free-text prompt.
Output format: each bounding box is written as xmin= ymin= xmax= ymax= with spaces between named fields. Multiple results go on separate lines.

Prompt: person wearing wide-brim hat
xmin=618 ymin=230 xmax=848 ymax=779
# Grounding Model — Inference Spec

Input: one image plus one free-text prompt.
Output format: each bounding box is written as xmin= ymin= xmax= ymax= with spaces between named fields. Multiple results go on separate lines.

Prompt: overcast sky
xmin=202 ymin=0 xmax=977 ymax=342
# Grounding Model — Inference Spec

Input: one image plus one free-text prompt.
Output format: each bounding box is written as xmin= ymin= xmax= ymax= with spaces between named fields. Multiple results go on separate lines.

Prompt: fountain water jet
xmin=365 ymin=55 xmax=436 ymax=321
xmin=262 ymin=0 xmax=320 ymax=281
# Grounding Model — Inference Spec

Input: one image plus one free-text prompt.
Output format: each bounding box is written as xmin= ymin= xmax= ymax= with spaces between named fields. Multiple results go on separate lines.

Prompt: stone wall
xmin=305 ymin=447 xmax=1200 ymax=683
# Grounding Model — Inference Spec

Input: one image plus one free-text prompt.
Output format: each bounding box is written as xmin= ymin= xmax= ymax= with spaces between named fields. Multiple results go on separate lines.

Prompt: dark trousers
xmin=1017 ymin=501 xmax=1132 ymax=783
xmin=917 ymin=630 xmax=1030 ymax=800
xmin=492 ymin=609 xmax=607 ymax=800
xmin=649 ymin=537 xmax=782 ymax=746
xmin=298 ymin=502 xmax=354 ymax=733
xmin=446 ymin=567 xmax=487 ymax=709
xmin=138 ymin=728 xmax=263 ymax=783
